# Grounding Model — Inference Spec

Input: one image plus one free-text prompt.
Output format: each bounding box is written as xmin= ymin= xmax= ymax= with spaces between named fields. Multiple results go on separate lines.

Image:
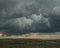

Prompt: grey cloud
xmin=0 ymin=0 xmax=60 ymax=35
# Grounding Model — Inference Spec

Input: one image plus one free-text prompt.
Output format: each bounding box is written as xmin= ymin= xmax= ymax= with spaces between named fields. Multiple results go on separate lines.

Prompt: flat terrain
xmin=0 ymin=39 xmax=60 ymax=48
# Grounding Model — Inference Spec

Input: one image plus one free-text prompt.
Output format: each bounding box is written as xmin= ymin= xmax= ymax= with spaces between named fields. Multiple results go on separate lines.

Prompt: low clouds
xmin=53 ymin=6 xmax=60 ymax=16
xmin=0 ymin=0 xmax=60 ymax=35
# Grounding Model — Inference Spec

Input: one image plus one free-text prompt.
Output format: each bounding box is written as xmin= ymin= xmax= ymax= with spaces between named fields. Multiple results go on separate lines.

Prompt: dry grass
xmin=0 ymin=39 xmax=60 ymax=48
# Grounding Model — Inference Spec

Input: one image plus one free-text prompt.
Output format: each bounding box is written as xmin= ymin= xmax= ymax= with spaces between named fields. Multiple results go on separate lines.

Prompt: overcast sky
xmin=0 ymin=0 xmax=60 ymax=35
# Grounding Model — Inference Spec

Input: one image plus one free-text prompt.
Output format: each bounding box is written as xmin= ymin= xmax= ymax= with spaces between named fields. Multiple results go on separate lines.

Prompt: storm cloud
xmin=0 ymin=0 xmax=60 ymax=35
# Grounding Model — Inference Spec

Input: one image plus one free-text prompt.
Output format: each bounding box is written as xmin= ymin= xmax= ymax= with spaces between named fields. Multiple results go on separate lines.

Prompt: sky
xmin=0 ymin=0 xmax=60 ymax=35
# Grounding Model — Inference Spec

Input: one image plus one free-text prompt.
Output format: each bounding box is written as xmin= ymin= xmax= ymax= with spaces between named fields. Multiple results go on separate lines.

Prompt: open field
xmin=0 ymin=39 xmax=60 ymax=48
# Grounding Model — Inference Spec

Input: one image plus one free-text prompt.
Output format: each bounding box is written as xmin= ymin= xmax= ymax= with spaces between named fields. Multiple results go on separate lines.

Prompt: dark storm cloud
xmin=0 ymin=0 xmax=60 ymax=35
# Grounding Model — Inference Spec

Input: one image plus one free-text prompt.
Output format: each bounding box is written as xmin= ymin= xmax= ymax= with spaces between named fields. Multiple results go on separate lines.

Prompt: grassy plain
xmin=0 ymin=39 xmax=60 ymax=48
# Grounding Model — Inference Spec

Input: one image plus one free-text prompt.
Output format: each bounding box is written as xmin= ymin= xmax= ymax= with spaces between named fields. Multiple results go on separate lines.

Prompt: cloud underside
xmin=0 ymin=0 xmax=60 ymax=35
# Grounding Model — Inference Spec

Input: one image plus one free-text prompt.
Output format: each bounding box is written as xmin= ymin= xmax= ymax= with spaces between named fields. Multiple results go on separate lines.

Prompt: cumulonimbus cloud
xmin=0 ymin=0 xmax=60 ymax=35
